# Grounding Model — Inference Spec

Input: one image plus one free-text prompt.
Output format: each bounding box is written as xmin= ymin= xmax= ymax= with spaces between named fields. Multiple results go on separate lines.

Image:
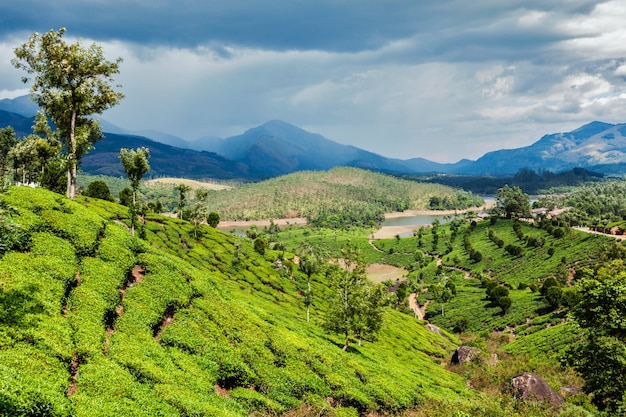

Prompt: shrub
xmin=83 ymin=180 xmax=114 ymax=201
xmin=254 ymin=238 xmax=266 ymax=255
xmin=207 ymin=212 xmax=220 ymax=228
xmin=505 ymin=244 xmax=522 ymax=257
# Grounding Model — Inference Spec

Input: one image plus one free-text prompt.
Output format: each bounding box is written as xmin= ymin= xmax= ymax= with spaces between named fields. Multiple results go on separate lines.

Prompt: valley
xmin=1 ymin=97 xmax=626 ymax=416
xmin=1 ymin=14 xmax=626 ymax=417
xmin=1 ymin=165 xmax=625 ymax=416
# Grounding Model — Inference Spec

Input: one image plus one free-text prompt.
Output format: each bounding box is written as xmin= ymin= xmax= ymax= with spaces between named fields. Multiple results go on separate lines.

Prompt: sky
xmin=1 ymin=1 xmax=626 ymax=163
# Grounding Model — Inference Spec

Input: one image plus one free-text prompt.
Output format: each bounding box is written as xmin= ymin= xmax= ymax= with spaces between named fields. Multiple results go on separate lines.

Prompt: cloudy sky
xmin=1 ymin=1 xmax=626 ymax=162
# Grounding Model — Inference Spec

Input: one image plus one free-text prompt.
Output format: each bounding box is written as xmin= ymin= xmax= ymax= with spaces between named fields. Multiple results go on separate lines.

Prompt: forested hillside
xmin=205 ymin=167 xmax=483 ymax=227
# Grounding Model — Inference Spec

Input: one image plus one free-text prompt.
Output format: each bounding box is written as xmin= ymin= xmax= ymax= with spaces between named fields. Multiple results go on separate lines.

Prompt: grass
xmin=0 ymin=185 xmax=480 ymax=416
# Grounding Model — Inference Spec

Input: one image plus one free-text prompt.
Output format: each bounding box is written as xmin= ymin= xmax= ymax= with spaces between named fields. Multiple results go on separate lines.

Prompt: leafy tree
xmin=8 ymin=129 xmax=61 ymax=187
xmin=496 ymin=296 xmax=512 ymax=314
xmin=8 ymin=135 xmax=39 ymax=184
xmin=564 ymin=260 xmax=626 ymax=413
xmin=190 ymin=188 xmax=212 ymax=236
xmin=119 ymin=147 xmax=150 ymax=206
xmin=324 ymin=242 xmax=383 ymax=350
xmin=495 ymin=185 xmax=531 ymax=219
xmin=83 ymin=180 xmax=114 ymax=201
xmin=39 ymin=159 xmax=66 ymax=194
xmin=207 ymin=212 xmax=220 ymax=228
xmin=429 ymin=282 xmax=452 ymax=316
xmin=253 ymin=237 xmax=266 ymax=255
xmin=299 ymin=243 xmax=326 ymax=322
xmin=353 ymin=284 xmax=384 ymax=346
xmin=12 ymin=27 xmax=124 ymax=198
xmin=190 ymin=204 xmax=208 ymax=238
xmin=195 ymin=188 xmax=209 ymax=202
xmin=147 ymin=199 xmax=163 ymax=214
xmin=0 ymin=127 xmax=17 ymax=179
xmin=119 ymin=187 xmax=133 ymax=207
xmin=393 ymin=281 xmax=409 ymax=310
xmin=119 ymin=147 xmax=150 ymax=236
xmin=174 ymin=184 xmax=192 ymax=219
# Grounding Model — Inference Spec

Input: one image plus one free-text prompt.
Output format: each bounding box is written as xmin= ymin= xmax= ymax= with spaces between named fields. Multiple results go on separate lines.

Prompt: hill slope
xmin=80 ymin=131 xmax=254 ymax=179
xmin=206 ymin=167 xmax=484 ymax=224
xmin=0 ymin=186 xmax=471 ymax=416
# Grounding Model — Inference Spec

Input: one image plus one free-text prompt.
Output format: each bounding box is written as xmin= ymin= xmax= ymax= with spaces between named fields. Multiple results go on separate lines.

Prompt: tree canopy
xmin=12 ymin=27 xmax=124 ymax=198
xmin=324 ymin=242 xmax=384 ymax=350
xmin=495 ymin=185 xmax=531 ymax=219
xmin=565 ymin=260 xmax=626 ymax=413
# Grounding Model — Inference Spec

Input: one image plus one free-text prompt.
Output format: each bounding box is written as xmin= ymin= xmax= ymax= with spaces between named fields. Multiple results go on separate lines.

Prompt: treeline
xmin=406 ymin=167 xmax=605 ymax=194
xmin=206 ymin=167 xmax=483 ymax=227
xmin=540 ymin=181 xmax=626 ymax=228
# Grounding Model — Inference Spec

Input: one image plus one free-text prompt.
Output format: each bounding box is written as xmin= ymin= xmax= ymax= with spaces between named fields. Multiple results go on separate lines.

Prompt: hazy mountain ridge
xmin=3 ymin=94 xmax=626 ymax=177
xmin=461 ymin=121 xmax=626 ymax=175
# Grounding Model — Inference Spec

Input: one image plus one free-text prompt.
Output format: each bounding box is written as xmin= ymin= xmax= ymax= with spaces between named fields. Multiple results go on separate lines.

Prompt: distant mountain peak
xmin=574 ymin=121 xmax=614 ymax=131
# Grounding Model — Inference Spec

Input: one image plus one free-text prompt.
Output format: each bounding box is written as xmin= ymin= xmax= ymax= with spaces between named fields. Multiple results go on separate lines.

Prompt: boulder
xmin=450 ymin=346 xmax=481 ymax=365
xmin=425 ymin=323 xmax=443 ymax=335
xmin=510 ymin=372 xmax=564 ymax=405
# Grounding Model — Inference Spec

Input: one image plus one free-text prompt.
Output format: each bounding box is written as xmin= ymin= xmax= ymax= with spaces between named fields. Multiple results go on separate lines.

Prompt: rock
xmin=425 ymin=323 xmax=443 ymax=335
xmin=560 ymin=386 xmax=582 ymax=397
xmin=450 ymin=346 xmax=481 ymax=365
xmin=510 ymin=372 xmax=564 ymax=405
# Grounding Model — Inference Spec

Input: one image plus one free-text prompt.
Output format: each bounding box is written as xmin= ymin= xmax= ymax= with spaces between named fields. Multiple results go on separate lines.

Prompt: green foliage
xmin=564 ymin=260 xmax=626 ymax=413
xmin=83 ymin=180 xmax=114 ymax=201
xmin=0 ymin=126 xmax=17 ymax=178
xmin=0 ymin=184 xmax=612 ymax=416
xmin=207 ymin=211 xmax=220 ymax=228
xmin=494 ymin=184 xmax=531 ymax=219
xmin=12 ymin=27 xmax=124 ymax=198
xmin=119 ymin=147 xmax=150 ymax=196
xmin=207 ymin=167 xmax=482 ymax=227
xmin=323 ymin=242 xmax=384 ymax=350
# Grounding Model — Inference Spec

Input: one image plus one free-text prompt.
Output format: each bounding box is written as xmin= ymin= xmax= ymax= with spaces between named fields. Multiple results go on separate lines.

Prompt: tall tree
xmin=119 ymin=147 xmax=150 ymax=236
xmin=495 ymin=185 xmax=531 ymax=219
xmin=174 ymin=184 xmax=192 ymax=220
xmin=0 ymin=127 xmax=17 ymax=180
xmin=324 ymin=242 xmax=383 ymax=350
xmin=299 ymin=243 xmax=326 ymax=323
xmin=12 ymin=27 xmax=124 ymax=198
xmin=119 ymin=147 xmax=150 ymax=207
xmin=564 ymin=260 xmax=626 ymax=413
xmin=8 ymin=136 xmax=38 ymax=184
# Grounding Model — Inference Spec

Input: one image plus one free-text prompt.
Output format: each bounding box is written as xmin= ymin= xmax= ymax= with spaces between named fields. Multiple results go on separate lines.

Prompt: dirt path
xmin=409 ymin=293 xmax=430 ymax=320
xmin=103 ymin=264 xmax=145 ymax=354
xmin=153 ymin=305 xmax=176 ymax=342
xmin=430 ymin=254 xmax=471 ymax=279
xmin=368 ymin=239 xmax=384 ymax=253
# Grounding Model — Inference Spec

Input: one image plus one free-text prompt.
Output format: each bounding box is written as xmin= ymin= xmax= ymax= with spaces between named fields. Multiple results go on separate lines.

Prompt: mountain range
xmin=2 ymin=95 xmax=626 ymax=179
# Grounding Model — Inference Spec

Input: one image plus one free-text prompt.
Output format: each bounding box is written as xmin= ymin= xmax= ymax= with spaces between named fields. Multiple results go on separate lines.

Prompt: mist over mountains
xmin=1 ymin=95 xmax=626 ymax=179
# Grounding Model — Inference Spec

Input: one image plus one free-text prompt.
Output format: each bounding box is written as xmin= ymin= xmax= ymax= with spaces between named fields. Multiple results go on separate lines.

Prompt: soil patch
xmin=217 ymin=217 xmax=308 ymax=230
xmin=366 ymin=263 xmax=406 ymax=284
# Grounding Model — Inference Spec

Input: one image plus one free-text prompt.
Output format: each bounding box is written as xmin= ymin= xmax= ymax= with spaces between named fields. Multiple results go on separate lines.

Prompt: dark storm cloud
xmin=1 ymin=0 xmax=625 ymax=162
xmin=0 ymin=0 xmax=606 ymax=56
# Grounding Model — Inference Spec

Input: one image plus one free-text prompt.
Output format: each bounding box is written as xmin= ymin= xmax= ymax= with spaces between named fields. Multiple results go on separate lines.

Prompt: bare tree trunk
xmin=306 ymin=279 xmax=311 ymax=323
xmin=67 ymin=107 xmax=77 ymax=199
xmin=131 ymin=190 xmax=136 ymax=236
